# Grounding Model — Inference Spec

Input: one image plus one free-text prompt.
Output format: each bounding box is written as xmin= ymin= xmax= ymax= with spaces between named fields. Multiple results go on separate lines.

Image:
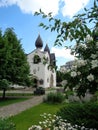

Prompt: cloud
xmin=0 ymin=0 xmax=90 ymax=17
xmin=51 ymin=47 xmax=75 ymax=60
xmin=0 ymin=0 xmax=60 ymax=16
xmin=61 ymin=0 xmax=89 ymax=17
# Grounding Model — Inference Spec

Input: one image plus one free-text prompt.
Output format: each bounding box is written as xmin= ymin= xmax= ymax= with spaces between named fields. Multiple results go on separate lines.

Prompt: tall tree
xmin=0 ymin=28 xmax=31 ymax=99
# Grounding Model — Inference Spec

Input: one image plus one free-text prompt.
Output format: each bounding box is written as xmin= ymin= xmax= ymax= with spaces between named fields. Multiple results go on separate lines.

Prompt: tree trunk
xmin=2 ymin=88 xmax=6 ymax=99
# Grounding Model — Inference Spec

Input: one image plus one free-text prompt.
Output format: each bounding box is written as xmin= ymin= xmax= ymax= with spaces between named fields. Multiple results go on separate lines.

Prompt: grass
xmin=0 ymin=93 xmax=33 ymax=97
xmin=0 ymin=97 xmax=31 ymax=107
xmin=10 ymin=103 xmax=65 ymax=130
xmin=0 ymin=91 xmax=33 ymax=107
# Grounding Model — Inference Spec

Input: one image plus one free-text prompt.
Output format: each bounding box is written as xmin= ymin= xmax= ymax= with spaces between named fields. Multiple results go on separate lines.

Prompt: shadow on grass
xmin=0 ymin=96 xmax=32 ymax=107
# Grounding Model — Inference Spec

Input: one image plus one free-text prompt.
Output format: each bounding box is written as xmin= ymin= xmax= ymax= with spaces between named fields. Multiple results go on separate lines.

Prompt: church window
xmin=39 ymin=79 xmax=44 ymax=85
xmin=33 ymin=55 xmax=41 ymax=64
xmin=33 ymin=69 xmax=36 ymax=74
xmin=47 ymin=78 xmax=49 ymax=82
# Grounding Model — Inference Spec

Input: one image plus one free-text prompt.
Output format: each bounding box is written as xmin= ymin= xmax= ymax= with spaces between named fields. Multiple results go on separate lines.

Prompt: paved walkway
xmin=0 ymin=95 xmax=44 ymax=118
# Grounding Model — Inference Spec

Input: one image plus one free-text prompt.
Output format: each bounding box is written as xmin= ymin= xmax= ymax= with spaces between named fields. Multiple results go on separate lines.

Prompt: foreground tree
xmin=0 ymin=28 xmax=31 ymax=99
xmin=35 ymin=0 xmax=98 ymax=97
xmin=56 ymin=70 xmax=67 ymax=86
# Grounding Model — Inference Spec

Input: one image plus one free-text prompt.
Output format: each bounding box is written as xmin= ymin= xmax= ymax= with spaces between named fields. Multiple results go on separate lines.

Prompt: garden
xmin=0 ymin=0 xmax=98 ymax=129
xmin=0 ymin=89 xmax=98 ymax=130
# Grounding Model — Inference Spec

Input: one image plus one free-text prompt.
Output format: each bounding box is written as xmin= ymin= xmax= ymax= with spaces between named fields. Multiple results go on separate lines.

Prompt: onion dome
xmin=44 ymin=44 xmax=50 ymax=54
xmin=35 ymin=35 xmax=43 ymax=48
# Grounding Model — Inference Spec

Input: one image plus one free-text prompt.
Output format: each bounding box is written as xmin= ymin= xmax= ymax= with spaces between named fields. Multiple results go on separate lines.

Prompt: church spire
xmin=44 ymin=44 xmax=50 ymax=54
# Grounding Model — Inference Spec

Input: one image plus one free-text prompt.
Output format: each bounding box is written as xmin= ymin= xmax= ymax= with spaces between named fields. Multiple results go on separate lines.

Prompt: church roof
xmin=35 ymin=35 xmax=43 ymax=48
xmin=44 ymin=44 xmax=50 ymax=54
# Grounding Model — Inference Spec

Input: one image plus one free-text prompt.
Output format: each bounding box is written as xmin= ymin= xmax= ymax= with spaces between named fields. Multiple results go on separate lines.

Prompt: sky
xmin=0 ymin=0 xmax=94 ymax=68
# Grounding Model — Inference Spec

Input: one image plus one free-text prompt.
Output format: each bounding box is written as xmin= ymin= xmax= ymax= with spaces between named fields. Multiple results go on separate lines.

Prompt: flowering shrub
xmin=34 ymin=0 xmax=98 ymax=97
xmin=63 ymin=33 xmax=98 ymax=97
xmin=28 ymin=113 xmax=90 ymax=130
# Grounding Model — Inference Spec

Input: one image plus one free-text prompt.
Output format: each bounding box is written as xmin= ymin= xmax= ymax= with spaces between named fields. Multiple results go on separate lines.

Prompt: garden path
xmin=0 ymin=95 xmax=44 ymax=118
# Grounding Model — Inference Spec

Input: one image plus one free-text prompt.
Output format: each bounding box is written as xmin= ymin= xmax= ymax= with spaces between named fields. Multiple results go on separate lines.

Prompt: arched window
xmin=33 ymin=55 xmax=41 ymax=64
xmin=39 ymin=79 xmax=44 ymax=85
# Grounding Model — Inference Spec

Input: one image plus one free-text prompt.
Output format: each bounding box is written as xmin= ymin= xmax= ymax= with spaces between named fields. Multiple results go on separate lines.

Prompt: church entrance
xmin=33 ymin=78 xmax=38 ymax=88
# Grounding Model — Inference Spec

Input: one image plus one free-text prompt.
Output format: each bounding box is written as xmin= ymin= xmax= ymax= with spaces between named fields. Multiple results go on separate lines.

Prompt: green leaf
xmin=48 ymin=12 xmax=52 ymax=17
xmin=39 ymin=23 xmax=44 ymax=27
xmin=49 ymin=17 xmax=53 ymax=21
xmin=51 ymin=27 xmax=55 ymax=32
xmin=34 ymin=12 xmax=40 ymax=16
xmin=45 ymin=27 xmax=49 ymax=30
xmin=57 ymin=34 xmax=61 ymax=38
xmin=42 ymin=14 xmax=47 ymax=18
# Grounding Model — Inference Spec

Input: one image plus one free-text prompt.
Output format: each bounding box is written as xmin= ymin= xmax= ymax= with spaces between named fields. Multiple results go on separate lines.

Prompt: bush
xmin=0 ymin=117 xmax=16 ymax=130
xmin=57 ymin=102 xmax=98 ymax=129
xmin=45 ymin=92 xmax=65 ymax=103
xmin=34 ymin=87 xmax=45 ymax=95
xmin=91 ymin=91 xmax=98 ymax=102
xmin=65 ymin=90 xmax=74 ymax=99
xmin=28 ymin=113 xmax=81 ymax=130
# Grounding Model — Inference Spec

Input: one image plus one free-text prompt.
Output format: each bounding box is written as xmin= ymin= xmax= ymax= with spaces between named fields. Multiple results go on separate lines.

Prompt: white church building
xmin=27 ymin=35 xmax=56 ymax=88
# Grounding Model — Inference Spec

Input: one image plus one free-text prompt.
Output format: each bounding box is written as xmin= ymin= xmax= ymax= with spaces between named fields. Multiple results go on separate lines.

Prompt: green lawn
xmin=0 ymin=97 xmax=31 ymax=107
xmin=10 ymin=103 xmax=65 ymax=130
xmin=0 ymin=93 xmax=33 ymax=97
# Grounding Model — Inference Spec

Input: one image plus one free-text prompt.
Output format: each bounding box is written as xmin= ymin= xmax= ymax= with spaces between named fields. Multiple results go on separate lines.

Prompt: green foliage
xmin=91 ymin=91 xmax=98 ymax=102
xmin=29 ymin=113 xmax=80 ymax=130
xmin=43 ymin=56 xmax=48 ymax=65
xmin=34 ymin=0 xmax=98 ymax=45
xmin=65 ymin=90 xmax=74 ymax=99
xmin=34 ymin=0 xmax=98 ymax=97
xmin=0 ymin=117 xmax=16 ymax=130
xmin=0 ymin=28 xmax=31 ymax=98
xmin=0 ymin=28 xmax=30 ymax=85
xmin=0 ymin=79 xmax=10 ymax=90
xmin=45 ymin=92 xmax=65 ymax=103
xmin=56 ymin=71 xmax=67 ymax=85
xmin=0 ymin=79 xmax=10 ymax=99
xmin=57 ymin=102 xmax=98 ymax=129
xmin=33 ymin=55 xmax=41 ymax=64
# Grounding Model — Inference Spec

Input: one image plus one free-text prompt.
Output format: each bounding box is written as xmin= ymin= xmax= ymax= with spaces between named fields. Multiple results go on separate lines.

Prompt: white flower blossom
xmin=77 ymin=71 xmax=81 ymax=75
xmin=65 ymin=69 xmax=70 ymax=73
xmin=75 ymin=59 xmax=87 ymax=67
xmin=91 ymin=60 xmax=98 ymax=69
xmin=71 ymin=65 xmax=77 ymax=70
xmin=74 ymin=43 xmax=87 ymax=50
xmin=85 ymin=34 xmax=93 ymax=43
xmin=78 ymin=43 xmax=87 ymax=49
xmin=28 ymin=125 xmax=42 ymax=130
xmin=87 ymin=74 xmax=94 ymax=82
xmin=61 ymin=80 xmax=68 ymax=86
xmin=91 ymin=54 xmax=96 ymax=59
xmin=96 ymin=42 xmax=98 ymax=48
xmin=28 ymin=113 xmax=90 ymax=130
xmin=71 ymin=71 xmax=77 ymax=77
